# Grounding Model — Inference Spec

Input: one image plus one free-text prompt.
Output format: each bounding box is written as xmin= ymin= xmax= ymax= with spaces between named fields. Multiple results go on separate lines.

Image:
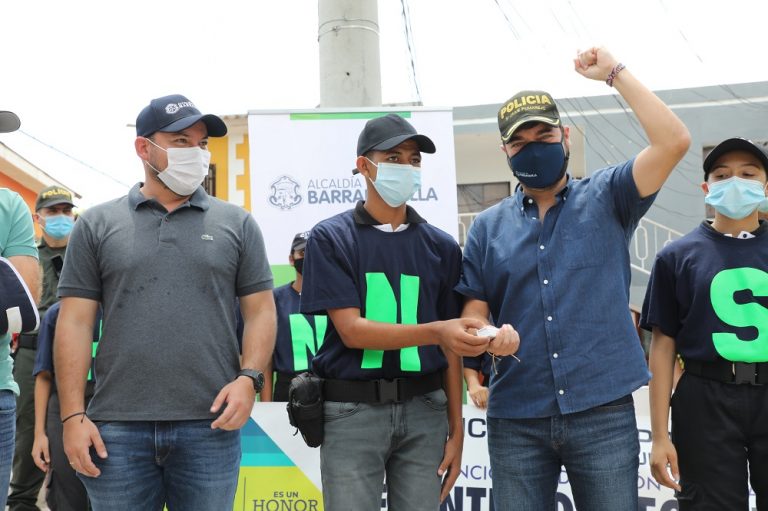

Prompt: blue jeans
xmin=320 ymin=388 xmax=449 ymax=511
xmin=79 ymin=420 xmax=241 ymax=511
xmin=488 ymin=397 xmax=640 ymax=511
xmin=0 ymin=390 xmax=16 ymax=509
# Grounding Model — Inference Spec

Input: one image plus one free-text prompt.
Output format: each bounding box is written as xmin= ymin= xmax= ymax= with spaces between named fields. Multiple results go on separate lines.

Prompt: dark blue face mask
xmin=507 ymin=141 xmax=569 ymax=189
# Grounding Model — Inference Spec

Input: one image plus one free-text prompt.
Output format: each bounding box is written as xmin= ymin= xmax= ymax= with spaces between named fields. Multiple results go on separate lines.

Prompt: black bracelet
xmin=61 ymin=411 xmax=86 ymax=424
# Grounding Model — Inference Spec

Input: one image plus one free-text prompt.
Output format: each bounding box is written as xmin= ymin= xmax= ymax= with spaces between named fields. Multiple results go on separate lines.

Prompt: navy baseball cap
xmin=291 ymin=231 xmax=310 ymax=252
xmin=0 ymin=111 xmax=21 ymax=133
xmin=353 ymin=114 xmax=435 ymax=174
xmin=703 ymin=138 xmax=768 ymax=179
xmin=136 ymin=94 xmax=227 ymax=138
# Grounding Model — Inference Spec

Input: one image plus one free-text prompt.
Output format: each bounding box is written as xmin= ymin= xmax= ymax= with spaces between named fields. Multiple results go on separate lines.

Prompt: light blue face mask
xmin=42 ymin=214 xmax=74 ymax=239
xmin=365 ymin=159 xmax=421 ymax=207
xmin=704 ymin=176 xmax=768 ymax=219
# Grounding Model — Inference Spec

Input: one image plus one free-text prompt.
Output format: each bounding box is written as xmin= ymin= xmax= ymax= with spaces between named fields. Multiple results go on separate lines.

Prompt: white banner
xmin=235 ymin=387 xmax=756 ymax=510
xmin=247 ymin=109 xmax=459 ymax=265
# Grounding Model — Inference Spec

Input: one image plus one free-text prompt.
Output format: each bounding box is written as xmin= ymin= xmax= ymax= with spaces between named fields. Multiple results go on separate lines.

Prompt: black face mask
xmin=293 ymin=258 xmax=304 ymax=275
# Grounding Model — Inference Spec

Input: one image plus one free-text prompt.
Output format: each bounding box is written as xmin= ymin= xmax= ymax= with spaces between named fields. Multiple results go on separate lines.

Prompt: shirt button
xmin=539 ymin=245 xmax=545 ymax=250
xmin=553 ymin=353 xmax=559 ymax=358
xmin=543 ymin=279 xmax=549 ymax=285
xmin=558 ymin=389 xmax=565 ymax=395
xmin=527 ymin=198 xmax=533 ymax=204
xmin=547 ymin=316 xmax=553 ymax=321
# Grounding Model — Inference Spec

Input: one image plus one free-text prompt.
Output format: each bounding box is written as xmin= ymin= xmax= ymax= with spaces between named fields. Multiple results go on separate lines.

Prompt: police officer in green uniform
xmin=9 ymin=186 xmax=75 ymax=511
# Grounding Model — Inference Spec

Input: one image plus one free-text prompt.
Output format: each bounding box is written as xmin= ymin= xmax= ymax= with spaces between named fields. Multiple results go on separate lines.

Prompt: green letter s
xmin=710 ymin=267 xmax=768 ymax=362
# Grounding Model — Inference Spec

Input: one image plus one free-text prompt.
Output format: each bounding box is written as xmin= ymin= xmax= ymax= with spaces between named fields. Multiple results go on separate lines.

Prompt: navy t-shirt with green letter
xmin=301 ymin=202 xmax=462 ymax=380
xmin=641 ymin=221 xmax=768 ymax=363
xmin=273 ymin=283 xmax=327 ymax=374
xmin=33 ymin=301 xmax=103 ymax=389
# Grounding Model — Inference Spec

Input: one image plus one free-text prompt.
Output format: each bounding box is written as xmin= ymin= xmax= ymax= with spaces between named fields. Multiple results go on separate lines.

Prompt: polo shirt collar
xmin=353 ymin=200 xmax=426 ymax=225
xmin=128 ymin=183 xmax=210 ymax=211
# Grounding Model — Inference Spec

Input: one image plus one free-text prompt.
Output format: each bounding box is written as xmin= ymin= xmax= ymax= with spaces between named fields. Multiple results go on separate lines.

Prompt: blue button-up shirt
xmin=456 ymin=159 xmax=652 ymax=418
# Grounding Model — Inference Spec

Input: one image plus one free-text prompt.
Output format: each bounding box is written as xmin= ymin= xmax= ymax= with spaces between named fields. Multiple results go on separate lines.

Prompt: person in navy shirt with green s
xmin=301 ymin=114 xmax=497 ymax=510
xmin=643 ymin=138 xmax=768 ymax=510
xmin=262 ymin=231 xmax=326 ymax=402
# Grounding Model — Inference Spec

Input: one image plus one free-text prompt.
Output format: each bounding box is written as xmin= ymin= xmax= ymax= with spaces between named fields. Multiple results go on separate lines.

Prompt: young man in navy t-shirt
xmin=642 ymin=138 xmax=768 ymax=509
xmin=263 ymin=231 xmax=326 ymax=401
xmin=31 ymin=302 xmax=102 ymax=511
xmin=300 ymin=114 xmax=493 ymax=510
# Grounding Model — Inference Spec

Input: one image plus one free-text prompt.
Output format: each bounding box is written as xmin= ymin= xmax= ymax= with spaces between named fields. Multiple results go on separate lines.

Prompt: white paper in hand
xmin=476 ymin=326 xmax=499 ymax=339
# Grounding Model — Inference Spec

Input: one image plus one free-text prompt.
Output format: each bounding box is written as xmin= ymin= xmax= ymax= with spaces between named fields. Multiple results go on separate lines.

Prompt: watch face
xmin=240 ymin=369 xmax=264 ymax=391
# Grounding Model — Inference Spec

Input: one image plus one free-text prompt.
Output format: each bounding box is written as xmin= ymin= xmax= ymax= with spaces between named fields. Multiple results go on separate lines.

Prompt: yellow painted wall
xmin=209 ymin=128 xmax=251 ymax=212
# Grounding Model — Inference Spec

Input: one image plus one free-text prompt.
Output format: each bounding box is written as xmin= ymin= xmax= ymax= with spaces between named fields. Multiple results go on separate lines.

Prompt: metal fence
xmin=629 ymin=217 xmax=683 ymax=275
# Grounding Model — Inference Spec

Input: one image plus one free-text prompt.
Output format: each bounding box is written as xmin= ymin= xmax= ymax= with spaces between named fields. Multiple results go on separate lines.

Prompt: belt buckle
xmin=376 ymin=379 xmax=401 ymax=403
xmin=732 ymin=362 xmax=759 ymax=385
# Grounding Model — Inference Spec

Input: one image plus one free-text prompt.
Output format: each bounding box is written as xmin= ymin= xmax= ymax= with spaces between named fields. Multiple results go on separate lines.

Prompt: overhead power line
xmin=18 ymin=130 xmax=132 ymax=188
xmin=400 ymin=0 xmax=422 ymax=103
xmin=491 ymin=0 xmax=521 ymax=39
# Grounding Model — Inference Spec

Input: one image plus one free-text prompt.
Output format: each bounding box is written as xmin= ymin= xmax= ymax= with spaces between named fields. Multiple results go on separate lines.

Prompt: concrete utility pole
xmin=318 ymin=0 xmax=382 ymax=107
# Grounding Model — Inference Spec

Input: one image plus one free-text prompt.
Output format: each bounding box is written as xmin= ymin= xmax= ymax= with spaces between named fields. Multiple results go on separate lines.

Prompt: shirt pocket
xmin=562 ymin=222 xmax=604 ymax=270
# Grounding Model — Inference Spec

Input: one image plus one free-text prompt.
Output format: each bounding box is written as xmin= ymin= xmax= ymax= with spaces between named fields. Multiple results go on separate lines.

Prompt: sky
xmin=2 ymin=0 xmax=767 ymax=207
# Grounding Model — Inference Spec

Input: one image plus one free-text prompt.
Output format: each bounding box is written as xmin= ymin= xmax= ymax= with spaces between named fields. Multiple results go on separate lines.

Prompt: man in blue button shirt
xmin=455 ymin=47 xmax=690 ymax=509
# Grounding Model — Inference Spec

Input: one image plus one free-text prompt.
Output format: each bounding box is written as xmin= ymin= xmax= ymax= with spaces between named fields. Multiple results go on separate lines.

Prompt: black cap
xmin=0 ymin=111 xmax=21 ymax=133
xmin=291 ymin=231 xmax=310 ymax=252
xmin=136 ymin=94 xmax=227 ymax=138
xmin=353 ymin=114 xmax=436 ymax=174
xmin=35 ymin=186 xmax=75 ymax=211
xmin=703 ymin=138 xmax=768 ymax=179
xmin=498 ymin=90 xmax=561 ymax=143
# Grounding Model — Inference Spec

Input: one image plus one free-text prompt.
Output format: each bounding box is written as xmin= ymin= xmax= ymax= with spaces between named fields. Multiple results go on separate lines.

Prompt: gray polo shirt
xmin=58 ymin=184 xmax=273 ymax=421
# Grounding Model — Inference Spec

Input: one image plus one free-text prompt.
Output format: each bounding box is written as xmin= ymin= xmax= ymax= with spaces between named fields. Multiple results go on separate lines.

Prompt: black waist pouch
xmin=286 ymin=372 xmax=324 ymax=448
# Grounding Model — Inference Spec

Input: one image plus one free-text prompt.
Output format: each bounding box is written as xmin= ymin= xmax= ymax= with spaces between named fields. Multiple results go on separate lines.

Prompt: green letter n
xmin=361 ymin=273 xmax=421 ymax=371
xmin=289 ymin=314 xmax=327 ymax=372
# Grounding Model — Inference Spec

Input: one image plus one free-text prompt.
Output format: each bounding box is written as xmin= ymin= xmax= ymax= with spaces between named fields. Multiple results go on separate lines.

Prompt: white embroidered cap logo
xmin=201 ymin=234 xmax=213 ymax=241
xmin=164 ymin=101 xmax=196 ymax=115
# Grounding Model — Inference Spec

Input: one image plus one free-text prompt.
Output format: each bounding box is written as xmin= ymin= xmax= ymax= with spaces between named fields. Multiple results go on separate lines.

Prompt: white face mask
xmin=144 ymin=138 xmax=211 ymax=196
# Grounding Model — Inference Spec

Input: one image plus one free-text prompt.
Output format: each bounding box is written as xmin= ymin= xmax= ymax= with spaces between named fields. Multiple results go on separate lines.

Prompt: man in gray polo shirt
xmin=54 ymin=94 xmax=276 ymax=511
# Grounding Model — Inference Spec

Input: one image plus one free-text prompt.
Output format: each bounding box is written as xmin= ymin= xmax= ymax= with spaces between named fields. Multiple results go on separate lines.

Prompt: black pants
xmin=45 ymin=391 xmax=92 ymax=511
xmin=671 ymin=372 xmax=768 ymax=510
